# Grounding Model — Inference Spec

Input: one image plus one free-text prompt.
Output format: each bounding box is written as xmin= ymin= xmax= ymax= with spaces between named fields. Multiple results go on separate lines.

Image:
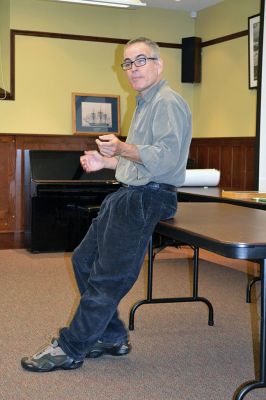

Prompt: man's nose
xmin=131 ymin=62 xmax=138 ymax=71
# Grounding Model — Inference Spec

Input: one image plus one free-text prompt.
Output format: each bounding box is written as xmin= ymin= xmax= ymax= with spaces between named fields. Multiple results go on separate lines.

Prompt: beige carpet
xmin=0 ymin=247 xmax=265 ymax=400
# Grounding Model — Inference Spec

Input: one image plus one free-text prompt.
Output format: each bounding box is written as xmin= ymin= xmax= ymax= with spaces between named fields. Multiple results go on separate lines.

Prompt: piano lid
xmin=28 ymin=150 xmax=117 ymax=183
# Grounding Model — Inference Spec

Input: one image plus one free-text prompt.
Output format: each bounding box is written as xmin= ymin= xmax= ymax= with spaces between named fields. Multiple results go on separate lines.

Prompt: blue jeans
xmin=58 ymin=184 xmax=177 ymax=361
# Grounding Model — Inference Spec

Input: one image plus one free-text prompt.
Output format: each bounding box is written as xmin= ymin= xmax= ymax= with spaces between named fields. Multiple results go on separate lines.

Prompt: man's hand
xmin=96 ymin=134 xmax=142 ymax=163
xmin=80 ymin=150 xmax=118 ymax=172
xmin=96 ymin=134 xmax=123 ymax=157
xmin=80 ymin=151 xmax=105 ymax=172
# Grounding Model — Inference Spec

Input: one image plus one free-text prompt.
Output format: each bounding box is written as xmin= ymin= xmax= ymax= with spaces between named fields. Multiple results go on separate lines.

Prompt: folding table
xmin=129 ymin=203 xmax=266 ymax=400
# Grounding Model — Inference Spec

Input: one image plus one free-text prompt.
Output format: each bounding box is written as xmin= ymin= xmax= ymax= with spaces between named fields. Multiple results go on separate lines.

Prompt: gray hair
xmin=125 ymin=37 xmax=160 ymax=58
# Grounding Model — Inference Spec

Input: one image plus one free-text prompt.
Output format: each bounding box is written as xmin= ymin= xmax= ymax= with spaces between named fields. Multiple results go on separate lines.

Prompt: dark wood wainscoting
xmin=0 ymin=134 xmax=256 ymax=249
xmin=189 ymin=137 xmax=256 ymax=190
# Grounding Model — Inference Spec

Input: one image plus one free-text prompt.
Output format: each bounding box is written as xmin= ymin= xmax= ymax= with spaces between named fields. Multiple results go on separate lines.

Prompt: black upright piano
xmin=24 ymin=150 xmax=120 ymax=252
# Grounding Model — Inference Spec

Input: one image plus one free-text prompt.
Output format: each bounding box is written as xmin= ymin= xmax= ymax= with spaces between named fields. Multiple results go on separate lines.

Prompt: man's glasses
xmin=121 ymin=56 xmax=158 ymax=71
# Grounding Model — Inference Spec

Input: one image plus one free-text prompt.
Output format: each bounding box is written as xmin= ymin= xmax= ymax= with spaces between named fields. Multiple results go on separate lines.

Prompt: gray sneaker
xmin=21 ymin=338 xmax=83 ymax=372
xmin=86 ymin=339 xmax=131 ymax=358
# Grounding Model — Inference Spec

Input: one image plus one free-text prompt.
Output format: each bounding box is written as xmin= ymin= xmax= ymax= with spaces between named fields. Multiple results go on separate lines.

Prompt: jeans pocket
xmin=122 ymin=188 xmax=145 ymax=223
xmin=157 ymin=191 xmax=177 ymax=221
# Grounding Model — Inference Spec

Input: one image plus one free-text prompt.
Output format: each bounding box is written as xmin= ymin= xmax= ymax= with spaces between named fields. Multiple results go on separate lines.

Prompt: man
xmin=21 ymin=37 xmax=191 ymax=372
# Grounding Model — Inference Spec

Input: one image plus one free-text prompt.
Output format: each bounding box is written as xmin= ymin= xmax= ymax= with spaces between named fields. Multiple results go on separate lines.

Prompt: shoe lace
xmin=32 ymin=337 xmax=60 ymax=359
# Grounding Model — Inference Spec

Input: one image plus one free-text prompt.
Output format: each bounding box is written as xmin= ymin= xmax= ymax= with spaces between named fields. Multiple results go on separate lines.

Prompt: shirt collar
xmin=136 ymin=79 xmax=167 ymax=106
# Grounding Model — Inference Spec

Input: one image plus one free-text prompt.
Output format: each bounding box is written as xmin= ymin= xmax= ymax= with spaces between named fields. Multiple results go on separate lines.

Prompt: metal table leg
xmin=234 ymin=259 xmax=266 ymax=399
xmin=129 ymin=235 xmax=214 ymax=331
xmin=246 ymin=260 xmax=261 ymax=303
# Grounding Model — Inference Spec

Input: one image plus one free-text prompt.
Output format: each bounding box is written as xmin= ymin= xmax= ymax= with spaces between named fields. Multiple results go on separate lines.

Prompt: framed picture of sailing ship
xmin=72 ymin=93 xmax=121 ymax=135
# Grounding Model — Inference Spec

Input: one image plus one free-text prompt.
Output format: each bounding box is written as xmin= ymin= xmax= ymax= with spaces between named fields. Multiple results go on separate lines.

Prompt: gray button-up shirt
xmin=115 ymin=79 xmax=192 ymax=187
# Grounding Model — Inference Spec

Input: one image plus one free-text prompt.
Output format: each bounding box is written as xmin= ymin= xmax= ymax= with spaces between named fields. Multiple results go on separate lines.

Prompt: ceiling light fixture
xmin=46 ymin=0 xmax=146 ymax=8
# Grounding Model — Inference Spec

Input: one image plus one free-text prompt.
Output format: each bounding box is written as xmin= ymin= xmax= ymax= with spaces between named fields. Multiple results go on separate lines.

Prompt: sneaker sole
xmin=86 ymin=345 xmax=131 ymax=359
xmin=21 ymin=357 xmax=83 ymax=372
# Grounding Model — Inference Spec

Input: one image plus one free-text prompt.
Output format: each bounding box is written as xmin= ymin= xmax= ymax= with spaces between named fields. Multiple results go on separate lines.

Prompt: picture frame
xmin=72 ymin=93 xmax=120 ymax=135
xmin=248 ymin=14 xmax=260 ymax=89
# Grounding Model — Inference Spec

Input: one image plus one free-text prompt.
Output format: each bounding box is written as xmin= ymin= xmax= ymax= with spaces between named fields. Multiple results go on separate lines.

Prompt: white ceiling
xmin=144 ymin=0 xmax=224 ymax=12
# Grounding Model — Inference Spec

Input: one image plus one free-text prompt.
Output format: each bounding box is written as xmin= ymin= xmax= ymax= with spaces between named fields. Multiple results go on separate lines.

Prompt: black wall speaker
xmin=181 ymin=37 xmax=202 ymax=83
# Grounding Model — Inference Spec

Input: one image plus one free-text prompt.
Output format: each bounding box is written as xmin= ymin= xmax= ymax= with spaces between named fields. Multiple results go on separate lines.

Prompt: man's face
xmin=123 ymin=42 xmax=163 ymax=94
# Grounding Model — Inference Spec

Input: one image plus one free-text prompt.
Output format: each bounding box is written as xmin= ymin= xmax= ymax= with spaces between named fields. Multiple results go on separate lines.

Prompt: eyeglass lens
xmin=121 ymin=56 xmax=156 ymax=70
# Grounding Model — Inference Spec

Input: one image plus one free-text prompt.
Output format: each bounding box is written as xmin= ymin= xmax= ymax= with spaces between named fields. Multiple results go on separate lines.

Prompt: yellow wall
xmin=0 ymin=0 xmax=10 ymax=93
xmin=196 ymin=0 xmax=260 ymax=40
xmin=0 ymin=0 xmax=194 ymax=135
xmin=0 ymin=0 xmax=262 ymax=137
xmin=194 ymin=0 xmax=260 ymax=137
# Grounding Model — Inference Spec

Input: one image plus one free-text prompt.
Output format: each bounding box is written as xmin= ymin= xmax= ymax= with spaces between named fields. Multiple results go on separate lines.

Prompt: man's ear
xmin=157 ymin=58 xmax=164 ymax=74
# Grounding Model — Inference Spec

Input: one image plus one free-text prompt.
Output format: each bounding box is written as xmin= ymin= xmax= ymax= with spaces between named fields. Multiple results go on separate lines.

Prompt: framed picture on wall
xmin=72 ymin=93 xmax=121 ymax=135
xmin=248 ymin=14 xmax=260 ymax=89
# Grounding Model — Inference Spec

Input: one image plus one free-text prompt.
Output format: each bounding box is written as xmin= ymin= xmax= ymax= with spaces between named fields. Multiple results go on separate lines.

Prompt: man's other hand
xmin=96 ymin=134 xmax=123 ymax=157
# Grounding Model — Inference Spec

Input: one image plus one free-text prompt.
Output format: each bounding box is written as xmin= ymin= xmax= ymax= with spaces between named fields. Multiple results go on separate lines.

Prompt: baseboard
xmin=0 ymin=232 xmax=24 ymax=249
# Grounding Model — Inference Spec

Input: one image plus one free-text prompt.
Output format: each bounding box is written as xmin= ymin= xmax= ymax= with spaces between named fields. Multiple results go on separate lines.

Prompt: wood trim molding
xmin=202 ymin=30 xmax=248 ymax=47
xmin=12 ymin=29 xmax=182 ymax=48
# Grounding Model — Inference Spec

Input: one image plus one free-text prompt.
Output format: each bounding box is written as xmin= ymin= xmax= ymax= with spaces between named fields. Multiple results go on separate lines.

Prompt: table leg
xmin=246 ymin=261 xmax=261 ymax=303
xmin=234 ymin=258 xmax=266 ymax=399
xmin=192 ymin=247 xmax=214 ymax=326
xmin=129 ymin=237 xmax=154 ymax=330
xmin=129 ymin=235 xmax=214 ymax=331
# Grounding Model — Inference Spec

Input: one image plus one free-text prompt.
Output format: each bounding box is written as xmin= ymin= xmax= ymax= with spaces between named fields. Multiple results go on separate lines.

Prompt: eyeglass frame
xmin=121 ymin=56 xmax=158 ymax=71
